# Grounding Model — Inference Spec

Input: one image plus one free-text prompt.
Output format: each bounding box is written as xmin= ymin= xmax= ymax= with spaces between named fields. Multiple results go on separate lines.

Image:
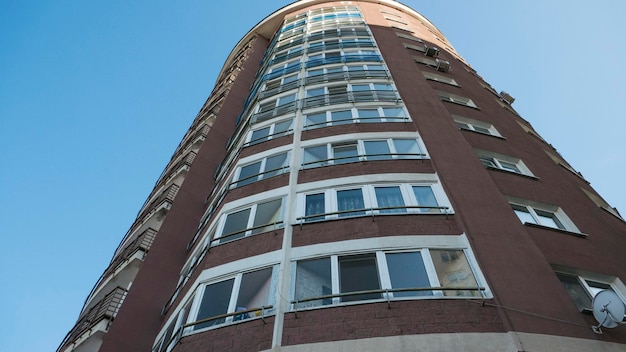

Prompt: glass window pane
xmin=303 ymin=146 xmax=327 ymax=169
xmin=557 ymin=274 xmax=592 ymax=311
xmin=333 ymin=144 xmax=358 ymax=164
xmin=283 ymin=74 xmax=298 ymax=84
xmin=305 ymin=112 xmax=327 ymax=128
xmin=307 ymin=69 xmax=324 ymax=77
xmin=295 ymin=258 xmax=332 ymax=308
xmin=339 ymin=254 xmax=381 ymax=302
xmin=430 ymin=250 xmax=479 ymax=297
xmin=278 ymin=94 xmax=296 ymax=105
xmin=330 ymin=110 xmax=352 ymax=125
xmin=382 ymin=107 xmax=405 ymax=119
xmin=412 ymin=186 xmax=439 ymax=212
xmin=252 ymin=199 xmax=283 ymax=234
xmin=263 ymin=153 xmax=288 ymax=178
xmin=250 ymin=127 xmax=270 ymax=145
xmin=351 ymin=84 xmax=370 ymax=91
xmin=337 ymin=188 xmax=365 ymax=217
xmin=375 ymin=186 xmax=406 ymax=213
xmin=194 ymin=279 xmax=235 ymax=330
xmin=472 ymin=125 xmax=491 ymax=134
xmin=306 ymin=88 xmax=325 ymax=97
xmin=234 ymin=268 xmax=273 ymax=321
xmin=237 ymin=162 xmax=262 ymax=187
xmin=221 ymin=208 xmax=251 ymax=242
xmin=498 ymin=160 xmax=520 ymax=173
xmin=386 ymin=252 xmax=432 ymax=297
xmin=512 ymin=205 xmax=536 ymax=224
xmin=273 ymin=120 xmax=293 ymax=135
xmin=394 ymin=139 xmax=421 ymax=159
xmin=374 ymin=83 xmax=392 ymax=91
xmin=305 ymin=193 xmax=325 ymax=222
xmin=358 ymin=108 xmax=381 ymax=123
xmin=364 ymin=140 xmax=391 ymax=160
xmin=535 ymin=209 xmax=564 ymax=229
xmin=480 ymin=156 xmax=497 ymax=168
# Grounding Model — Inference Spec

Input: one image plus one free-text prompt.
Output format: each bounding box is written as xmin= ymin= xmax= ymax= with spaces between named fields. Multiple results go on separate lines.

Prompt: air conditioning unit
xmin=425 ymin=46 xmax=440 ymax=57
xmin=435 ymin=59 xmax=450 ymax=72
xmin=500 ymin=91 xmax=515 ymax=104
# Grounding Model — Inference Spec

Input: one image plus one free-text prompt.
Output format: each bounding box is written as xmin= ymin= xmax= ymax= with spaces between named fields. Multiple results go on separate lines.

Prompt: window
xmin=554 ymin=270 xmax=626 ymax=317
xmin=508 ymin=198 xmax=580 ymax=234
xmin=511 ymin=204 xmax=564 ymax=230
xmin=216 ymin=198 xmax=284 ymax=244
xmin=396 ymin=32 xmax=423 ymax=43
xmin=259 ymin=74 xmax=299 ymax=98
xmin=437 ymin=91 xmax=478 ymax=108
xmin=304 ymin=106 xmax=408 ymax=128
xmin=246 ymin=119 xmax=293 ymax=146
xmin=298 ymin=183 xmax=449 ymax=222
xmin=253 ymin=93 xmax=298 ymax=123
xmin=190 ymin=266 xmax=277 ymax=331
xmin=302 ymin=82 xmax=397 ymax=109
xmin=452 ymin=115 xmax=501 ymax=137
xmin=293 ymin=248 xmax=481 ymax=309
xmin=403 ymin=43 xmax=425 ymax=53
xmin=233 ymin=152 xmax=289 ymax=187
xmin=422 ymin=71 xmax=458 ymax=86
xmin=302 ymin=138 xmax=426 ymax=168
xmin=413 ymin=55 xmax=436 ymax=67
xmin=476 ymin=150 xmax=534 ymax=177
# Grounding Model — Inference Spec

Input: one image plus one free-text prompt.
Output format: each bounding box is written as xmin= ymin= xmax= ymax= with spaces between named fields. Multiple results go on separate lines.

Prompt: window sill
xmin=485 ymin=166 xmax=538 ymax=180
xmin=523 ymin=222 xmax=588 ymax=238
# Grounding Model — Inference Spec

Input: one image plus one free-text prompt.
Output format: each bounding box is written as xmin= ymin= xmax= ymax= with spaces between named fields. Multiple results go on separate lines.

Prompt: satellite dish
xmin=591 ymin=290 xmax=625 ymax=333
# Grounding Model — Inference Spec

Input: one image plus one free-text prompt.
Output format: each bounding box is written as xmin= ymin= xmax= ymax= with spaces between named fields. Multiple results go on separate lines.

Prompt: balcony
xmin=59 ymin=287 xmax=127 ymax=352
xmin=104 ymin=228 xmax=156 ymax=280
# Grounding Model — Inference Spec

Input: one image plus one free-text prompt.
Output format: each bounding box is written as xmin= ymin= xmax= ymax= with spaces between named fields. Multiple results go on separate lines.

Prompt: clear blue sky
xmin=1 ymin=1 xmax=624 ymax=351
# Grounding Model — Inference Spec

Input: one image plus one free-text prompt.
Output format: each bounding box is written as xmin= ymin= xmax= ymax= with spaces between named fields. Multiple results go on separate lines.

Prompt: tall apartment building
xmin=58 ymin=1 xmax=626 ymax=351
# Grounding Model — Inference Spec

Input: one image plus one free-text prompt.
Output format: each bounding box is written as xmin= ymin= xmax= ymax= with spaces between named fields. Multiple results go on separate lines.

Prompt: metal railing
xmin=303 ymin=115 xmax=409 ymax=129
xmin=307 ymin=40 xmax=375 ymax=54
xmin=58 ymin=287 xmax=127 ymax=351
xmin=251 ymin=101 xmax=297 ymax=123
xmin=291 ymin=286 xmax=485 ymax=316
xmin=296 ymin=205 xmax=450 ymax=227
xmin=301 ymin=152 xmax=427 ymax=169
xmin=302 ymin=90 xmax=399 ymax=110
xmin=229 ymin=165 xmax=290 ymax=189
xmin=211 ymin=221 xmax=284 ymax=246
xmin=243 ymin=129 xmax=294 ymax=148
xmin=305 ymin=54 xmax=382 ymax=68
xmin=305 ymin=69 xmax=389 ymax=85
xmin=157 ymin=305 xmax=274 ymax=352
xmin=102 ymin=228 xmax=157 ymax=279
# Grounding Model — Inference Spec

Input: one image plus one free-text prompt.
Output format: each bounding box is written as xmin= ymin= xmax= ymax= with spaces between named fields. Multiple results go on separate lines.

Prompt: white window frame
xmin=186 ymin=265 xmax=279 ymax=333
xmin=290 ymin=238 xmax=487 ymax=310
xmin=231 ymin=151 xmax=290 ymax=188
xmin=245 ymin=118 xmax=294 ymax=146
xmin=476 ymin=150 xmax=534 ymax=177
xmin=508 ymin=197 xmax=581 ymax=234
xmin=452 ymin=114 xmax=502 ymax=137
xmin=437 ymin=90 xmax=478 ymax=108
xmin=215 ymin=197 xmax=285 ymax=244
xmin=554 ymin=266 xmax=626 ymax=317
xmin=297 ymin=182 xmax=450 ymax=223
xmin=301 ymin=137 xmax=427 ymax=169
xmin=303 ymin=105 xmax=409 ymax=129
xmin=422 ymin=71 xmax=458 ymax=86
